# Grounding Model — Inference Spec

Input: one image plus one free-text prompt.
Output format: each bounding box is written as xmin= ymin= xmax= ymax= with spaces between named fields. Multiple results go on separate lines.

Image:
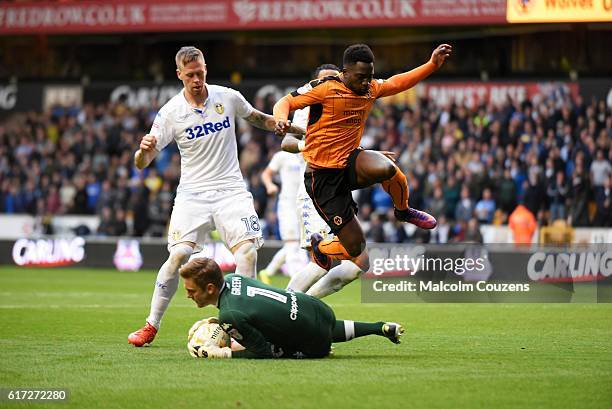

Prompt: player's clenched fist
xmin=430 ymin=44 xmax=452 ymax=68
xmin=274 ymin=119 xmax=292 ymax=136
xmin=140 ymin=134 xmax=157 ymax=151
xmin=134 ymin=134 xmax=158 ymax=169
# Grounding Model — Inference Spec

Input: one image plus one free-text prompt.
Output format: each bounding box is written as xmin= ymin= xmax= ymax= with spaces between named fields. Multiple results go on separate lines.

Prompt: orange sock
xmin=381 ymin=166 xmax=409 ymax=210
xmin=318 ymin=237 xmax=352 ymax=260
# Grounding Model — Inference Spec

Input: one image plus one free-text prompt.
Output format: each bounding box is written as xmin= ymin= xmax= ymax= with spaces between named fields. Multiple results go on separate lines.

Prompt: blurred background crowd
xmin=1 ymin=0 xmax=611 ymax=243
xmin=1 ymin=87 xmax=610 ymax=242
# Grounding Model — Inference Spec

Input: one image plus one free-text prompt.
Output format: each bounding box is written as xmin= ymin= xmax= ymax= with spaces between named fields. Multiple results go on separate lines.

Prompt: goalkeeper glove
xmin=188 ymin=343 xmax=232 ymax=359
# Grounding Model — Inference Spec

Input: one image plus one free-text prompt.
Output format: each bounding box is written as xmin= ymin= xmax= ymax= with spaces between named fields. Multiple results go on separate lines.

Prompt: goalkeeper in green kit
xmin=180 ymin=258 xmax=404 ymax=359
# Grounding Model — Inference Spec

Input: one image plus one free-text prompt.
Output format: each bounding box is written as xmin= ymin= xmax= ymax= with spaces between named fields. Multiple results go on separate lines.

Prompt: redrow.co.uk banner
xmin=0 ymin=0 xmax=507 ymax=34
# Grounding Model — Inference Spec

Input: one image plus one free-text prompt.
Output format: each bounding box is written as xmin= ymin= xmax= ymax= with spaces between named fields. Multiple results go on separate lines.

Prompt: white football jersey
xmin=291 ymin=106 xmax=309 ymax=133
xmin=291 ymin=106 xmax=309 ymax=198
xmin=268 ymin=150 xmax=303 ymax=204
xmin=150 ymin=85 xmax=254 ymax=193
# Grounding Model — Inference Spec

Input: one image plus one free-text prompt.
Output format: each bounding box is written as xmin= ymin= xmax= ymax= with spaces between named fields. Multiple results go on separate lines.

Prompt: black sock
xmin=332 ymin=320 xmax=385 ymax=342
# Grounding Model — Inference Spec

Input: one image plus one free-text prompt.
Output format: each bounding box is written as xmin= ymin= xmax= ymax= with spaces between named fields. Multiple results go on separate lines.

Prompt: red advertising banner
xmin=0 ymin=0 xmax=507 ymax=35
xmin=418 ymin=81 xmax=580 ymax=108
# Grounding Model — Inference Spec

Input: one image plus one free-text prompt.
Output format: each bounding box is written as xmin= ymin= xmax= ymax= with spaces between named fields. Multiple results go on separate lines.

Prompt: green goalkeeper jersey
xmin=218 ymin=274 xmax=335 ymax=359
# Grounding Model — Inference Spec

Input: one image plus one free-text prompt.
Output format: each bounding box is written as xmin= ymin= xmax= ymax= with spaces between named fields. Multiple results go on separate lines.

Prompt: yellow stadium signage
xmin=507 ymin=0 xmax=612 ymax=23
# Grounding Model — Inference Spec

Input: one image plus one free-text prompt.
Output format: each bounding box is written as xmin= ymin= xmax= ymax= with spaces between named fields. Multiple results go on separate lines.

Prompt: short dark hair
xmin=343 ymin=44 xmax=374 ymax=67
xmin=313 ymin=63 xmax=340 ymax=78
xmin=179 ymin=258 xmax=223 ymax=290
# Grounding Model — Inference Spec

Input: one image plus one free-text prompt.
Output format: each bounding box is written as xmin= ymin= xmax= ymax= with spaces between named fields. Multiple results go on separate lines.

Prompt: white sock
xmin=284 ymin=241 xmax=305 ymax=277
xmin=146 ymin=243 xmax=193 ymax=329
xmin=343 ymin=320 xmax=355 ymax=341
xmin=306 ymin=260 xmax=362 ymax=299
xmin=234 ymin=242 xmax=258 ymax=279
xmin=264 ymin=246 xmax=286 ymax=276
xmin=286 ymin=261 xmax=327 ymax=293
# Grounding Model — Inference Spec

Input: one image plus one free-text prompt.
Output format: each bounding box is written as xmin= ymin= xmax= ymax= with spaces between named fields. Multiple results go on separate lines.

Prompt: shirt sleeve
xmin=375 ymin=61 xmax=437 ymax=98
xmin=150 ymin=108 xmax=174 ymax=151
xmin=230 ymin=89 xmax=255 ymax=118
xmin=220 ymin=309 xmax=278 ymax=359
xmin=273 ymin=81 xmax=328 ymax=120
xmin=268 ymin=152 xmax=283 ymax=173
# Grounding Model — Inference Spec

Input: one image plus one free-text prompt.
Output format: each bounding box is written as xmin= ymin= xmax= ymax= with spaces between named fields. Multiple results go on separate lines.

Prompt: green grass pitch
xmin=0 ymin=266 xmax=610 ymax=409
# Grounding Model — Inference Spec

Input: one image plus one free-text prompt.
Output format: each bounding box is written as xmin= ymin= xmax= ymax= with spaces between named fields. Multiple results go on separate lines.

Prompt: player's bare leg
xmin=128 ymin=241 xmax=195 ymax=347
xmin=354 ymin=150 xmax=397 ymax=187
xmin=355 ymin=150 xmax=437 ymax=229
xmin=231 ymin=239 xmax=258 ymax=279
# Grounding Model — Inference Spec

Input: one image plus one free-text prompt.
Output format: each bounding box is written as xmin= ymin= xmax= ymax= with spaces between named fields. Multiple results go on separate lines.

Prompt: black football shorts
xmin=303 ymin=148 xmax=362 ymax=233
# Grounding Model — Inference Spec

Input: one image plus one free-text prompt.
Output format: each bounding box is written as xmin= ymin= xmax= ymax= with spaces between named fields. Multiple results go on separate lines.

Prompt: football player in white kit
xmin=274 ymin=64 xmax=370 ymax=298
xmin=258 ymin=147 xmax=307 ymax=283
xmin=128 ymin=46 xmax=305 ymax=347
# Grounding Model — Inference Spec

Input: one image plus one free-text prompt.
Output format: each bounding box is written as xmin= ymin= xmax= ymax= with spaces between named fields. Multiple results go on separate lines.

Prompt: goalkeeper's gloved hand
xmin=188 ymin=343 xmax=232 ymax=359
xmin=187 ymin=317 xmax=219 ymax=342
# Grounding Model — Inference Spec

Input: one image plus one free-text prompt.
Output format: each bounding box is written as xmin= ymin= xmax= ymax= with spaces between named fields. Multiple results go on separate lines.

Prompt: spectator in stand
xmin=455 ymin=185 xmax=475 ymax=222
xmin=428 ymin=186 xmax=446 ymax=220
xmin=547 ymin=171 xmax=569 ymax=222
xmin=442 ymin=175 xmax=460 ymax=219
xmin=464 ymin=218 xmax=483 ymax=243
xmin=509 ymin=204 xmax=537 ymax=245
xmin=86 ymin=174 xmax=101 ymax=213
xmin=523 ymin=171 xmax=546 ymax=219
xmin=474 ymin=187 xmax=496 ymax=224
xmin=590 ymin=149 xmax=611 ymax=196
xmin=113 ymin=209 xmax=128 ymax=237
xmin=97 ymin=206 xmax=115 ymax=236
xmin=45 ymin=185 xmax=62 ymax=214
xmin=497 ymin=168 xmax=517 ymax=215
xmin=371 ymin=185 xmax=394 ymax=213
xmin=402 ymin=173 xmax=422 ymax=209
xmin=366 ymin=212 xmax=385 ymax=243
xmin=431 ymin=215 xmax=450 ymax=244
xmin=593 ymin=175 xmax=610 ymax=226
xmin=71 ymin=176 xmax=89 ymax=214
xmin=569 ymin=161 xmax=591 ymax=226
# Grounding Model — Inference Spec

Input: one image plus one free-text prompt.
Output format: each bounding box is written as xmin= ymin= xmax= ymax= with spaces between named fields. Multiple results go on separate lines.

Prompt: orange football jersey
xmin=275 ymin=61 xmax=436 ymax=168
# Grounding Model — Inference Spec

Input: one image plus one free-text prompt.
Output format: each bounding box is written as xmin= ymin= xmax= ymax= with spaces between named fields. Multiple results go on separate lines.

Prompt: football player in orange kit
xmin=273 ymin=43 xmax=452 ymax=271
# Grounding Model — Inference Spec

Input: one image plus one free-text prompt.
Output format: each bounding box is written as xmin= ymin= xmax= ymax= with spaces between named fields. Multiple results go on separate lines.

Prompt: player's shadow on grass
xmin=328 ymin=353 xmax=423 ymax=361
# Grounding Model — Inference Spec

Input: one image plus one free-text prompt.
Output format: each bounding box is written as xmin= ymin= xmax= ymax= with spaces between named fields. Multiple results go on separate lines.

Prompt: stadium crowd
xmin=0 ymin=86 xmax=610 ymax=242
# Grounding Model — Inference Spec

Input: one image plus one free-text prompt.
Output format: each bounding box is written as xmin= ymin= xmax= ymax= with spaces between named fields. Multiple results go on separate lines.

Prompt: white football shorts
xmin=277 ymin=198 xmax=300 ymax=242
xmin=167 ymin=188 xmax=263 ymax=252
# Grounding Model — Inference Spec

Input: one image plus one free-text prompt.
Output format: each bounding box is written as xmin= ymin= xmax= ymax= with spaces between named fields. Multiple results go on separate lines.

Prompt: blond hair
xmin=175 ymin=46 xmax=204 ymax=69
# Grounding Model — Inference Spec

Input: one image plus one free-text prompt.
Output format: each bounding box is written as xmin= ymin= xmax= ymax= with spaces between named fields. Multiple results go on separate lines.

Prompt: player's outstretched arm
xmin=245 ymin=109 xmax=305 ymax=136
xmin=134 ymin=134 xmax=160 ymax=169
xmin=378 ymin=43 xmax=452 ymax=98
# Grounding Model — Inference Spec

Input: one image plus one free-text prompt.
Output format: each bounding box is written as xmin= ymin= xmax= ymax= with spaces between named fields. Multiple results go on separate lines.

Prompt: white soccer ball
xmin=187 ymin=317 xmax=231 ymax=354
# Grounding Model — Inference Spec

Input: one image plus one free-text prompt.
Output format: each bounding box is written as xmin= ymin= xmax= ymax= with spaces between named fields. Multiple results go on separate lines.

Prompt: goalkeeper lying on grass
xmin=180 ymin=257 xmax=404 ymax=359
